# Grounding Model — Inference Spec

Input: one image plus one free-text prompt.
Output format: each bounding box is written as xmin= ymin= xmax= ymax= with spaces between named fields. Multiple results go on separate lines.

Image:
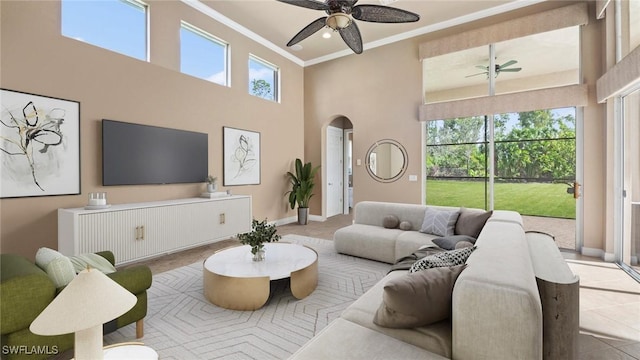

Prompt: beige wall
xmin=0 ymin=0 xmax=304 ymax=259
xmin=304 ymin=1 xmax=608 ymax=253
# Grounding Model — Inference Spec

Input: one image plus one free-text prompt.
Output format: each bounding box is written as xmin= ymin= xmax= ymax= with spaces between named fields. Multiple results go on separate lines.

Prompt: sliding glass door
xmin=426 ymin=107 xmax=578 ymax=249
xmin=621 ymin=87 xmax=640 ymax=278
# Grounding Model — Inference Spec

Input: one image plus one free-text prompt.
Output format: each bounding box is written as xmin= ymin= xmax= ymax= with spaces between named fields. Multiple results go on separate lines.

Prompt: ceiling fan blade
xmin=286 ymin=17 xmax=328 ymax=46
xmin=465 ymin=72 xmax=488 ymax=78
xmin=499 ymin=67 xmax=522 ymax=72
xmin=276 ymin=0 xmax=329 ymax=11
xmin=352 ymin=5 xmax=419 ymax=23
xmin=339 ymin=22 xmax=363 ymax=54
xmin=499 ymin=59 xmax=518 ymax=68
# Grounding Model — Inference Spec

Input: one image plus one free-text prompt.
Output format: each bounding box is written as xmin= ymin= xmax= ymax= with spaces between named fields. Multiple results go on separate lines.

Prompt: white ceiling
xmin=186 ymin=0 xmax=548 ymax=66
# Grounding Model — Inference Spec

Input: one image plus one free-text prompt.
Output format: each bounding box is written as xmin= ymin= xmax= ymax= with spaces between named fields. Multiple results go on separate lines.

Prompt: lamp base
xmin=75 ymin=325 xmax=104 ymax=360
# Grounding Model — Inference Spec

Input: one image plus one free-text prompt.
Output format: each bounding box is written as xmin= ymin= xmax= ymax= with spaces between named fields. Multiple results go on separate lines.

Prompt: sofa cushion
xmin=341 ymin=270 xmax=453 ymax=357
xmin=334 ymin=224 xmax=401 ymax=264
xmin=410 ymin=246 xmax=475 ymax=273
xmin=383 ymin=215 xmax=400 ymax=229
xmin=35 ymin=247 xmax=65 ymax=270
xmin=455 ymin=208 xmax=493 ymax=238
xmin=432 ymin=235 xmax=477 ymax=250
xmin=399 ymin=221 xmax=412 ymax=231
xmin=374 ymin=265 xmax=466 ymax=328
xmin=69 ymin=253 xmax=116 ymax=274
xmin=43 ymin=256 xmax=75 ymax=288
xmin=420 ymin=208 xmax=460 ymax=237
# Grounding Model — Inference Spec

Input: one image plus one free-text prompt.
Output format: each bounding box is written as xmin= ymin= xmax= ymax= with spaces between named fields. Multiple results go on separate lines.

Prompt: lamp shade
xmin=30 ymin=268 xmax=137 ymax=335
xmin=326 ymin=13 xmax=352 ymax=30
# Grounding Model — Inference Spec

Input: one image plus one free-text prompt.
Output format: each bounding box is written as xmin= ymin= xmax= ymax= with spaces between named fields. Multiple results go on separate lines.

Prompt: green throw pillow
xmin=69 ymin=253 xmax=116 ymax=274
xmin=44 ymin=256 xmax=76 ymax=288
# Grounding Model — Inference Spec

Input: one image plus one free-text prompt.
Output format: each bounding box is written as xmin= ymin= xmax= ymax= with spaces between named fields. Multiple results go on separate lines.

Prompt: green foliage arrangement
xmin=206 ymin=175 xmax=217 ymax=184
xmin=237 ymin=218 xmax=281 ymax=254
xmin=286 ymin=158 xmax=320 ymax=209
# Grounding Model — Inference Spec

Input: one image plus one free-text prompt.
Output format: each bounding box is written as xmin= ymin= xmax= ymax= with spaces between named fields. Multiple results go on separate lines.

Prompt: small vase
xmin=252 ymin=248 xmax=265 ymax=262
xmin=207 ymin=183 xmax=217 ymax=193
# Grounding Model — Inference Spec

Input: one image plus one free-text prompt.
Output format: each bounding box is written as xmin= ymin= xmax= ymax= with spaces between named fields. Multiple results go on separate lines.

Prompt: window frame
xmin=179 ymin=21 xmax=230 ymax=87
xmin=61 ymin=0 xmax=149 ymax=61
xmin=248 ymin=54 xmax=280 ymax=103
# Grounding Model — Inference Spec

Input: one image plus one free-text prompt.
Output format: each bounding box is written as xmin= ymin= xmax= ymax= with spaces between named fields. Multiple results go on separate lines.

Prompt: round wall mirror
xmin=365 ymin=139 xmax=408 ymax=183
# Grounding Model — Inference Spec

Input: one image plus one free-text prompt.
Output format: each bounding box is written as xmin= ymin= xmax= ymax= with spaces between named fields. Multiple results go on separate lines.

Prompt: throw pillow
xmin=419 ymin=208 xmax=460 ymax=237
xmin=69 ymin=253 xmax=116 ymax=274
xmin=44 ymin=256 xmax=76 ymax=288
xmin=455 ymin=241 xmax=475 ymax=249
xmin=455 ymin=208 xmax=493 ymax=238
xmin=399 ymin=221 xmax=412 ymax=231
xmin=409 ymin=246 xmax=476 ymax=273
xmin=373 ymin=265 xmax=467 ymax=328
xmin=433 ymin=235 xmax=477 ymax=250
xmin=383 ymin=215 xmax=400 ymax=229
xmin=35 ymin=247 xmax=65 ymax=270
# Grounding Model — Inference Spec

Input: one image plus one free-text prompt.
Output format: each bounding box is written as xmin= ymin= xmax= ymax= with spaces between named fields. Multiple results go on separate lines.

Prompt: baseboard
xmin=272 ymin=214 xmax=326 ymax=226
xmin=581 ymin=247 xmax=616 ymax=262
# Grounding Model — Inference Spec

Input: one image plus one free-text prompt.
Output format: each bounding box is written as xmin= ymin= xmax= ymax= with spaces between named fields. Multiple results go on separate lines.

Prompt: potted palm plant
xmin=237 ymin=218 xmax=281 ymax=261
xmin=286 ymin=158 xmax=320 ymax=225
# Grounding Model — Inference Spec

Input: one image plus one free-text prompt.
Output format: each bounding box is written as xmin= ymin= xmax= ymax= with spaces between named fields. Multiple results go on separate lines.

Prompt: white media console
xmin=58 ymin=196 xmax=252 ymax=265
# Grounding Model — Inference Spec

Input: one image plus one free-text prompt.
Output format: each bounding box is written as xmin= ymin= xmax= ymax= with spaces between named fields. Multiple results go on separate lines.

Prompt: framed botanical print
xmin=223 ymin=126 xmax=260 ymax=186
xmin=0 ymin=89 xmax=81 ymax=198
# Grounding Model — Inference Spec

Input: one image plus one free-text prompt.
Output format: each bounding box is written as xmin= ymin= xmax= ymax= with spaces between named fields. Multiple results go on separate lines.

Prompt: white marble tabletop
xmin=203 ymin=243 xmax=317 ymax=280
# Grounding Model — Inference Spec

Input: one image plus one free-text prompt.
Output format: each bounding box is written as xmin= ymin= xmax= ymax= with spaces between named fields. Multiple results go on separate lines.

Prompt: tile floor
xmin=132 ymin=213 xmax=640 ymax=359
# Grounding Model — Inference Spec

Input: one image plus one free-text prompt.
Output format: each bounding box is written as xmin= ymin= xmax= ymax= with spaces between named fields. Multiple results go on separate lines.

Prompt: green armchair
xmin=0 ymin=251 xmax=152 ymax=360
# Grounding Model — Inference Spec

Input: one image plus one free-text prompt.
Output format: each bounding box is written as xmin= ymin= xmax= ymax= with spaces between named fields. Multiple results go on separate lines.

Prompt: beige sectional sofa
xmin=290 ymin=201 xmax=544 ymax=360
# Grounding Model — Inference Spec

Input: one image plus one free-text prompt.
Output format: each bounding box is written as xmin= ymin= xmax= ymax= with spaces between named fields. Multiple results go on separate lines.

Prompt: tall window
xmin=180 ymin=22 xmax=228 ymax=86
xmin=61 ymin=0 xmax=148 ymax=61
xmin=426 ymin=108 xmax=576 ymax=219
xmin=248 ymin=55 xmax=279 ymax=102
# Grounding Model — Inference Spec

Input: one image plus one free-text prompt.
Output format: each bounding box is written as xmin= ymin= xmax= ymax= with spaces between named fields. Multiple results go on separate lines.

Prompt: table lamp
xmin=30 ymin=267 xmax=137 ymax=360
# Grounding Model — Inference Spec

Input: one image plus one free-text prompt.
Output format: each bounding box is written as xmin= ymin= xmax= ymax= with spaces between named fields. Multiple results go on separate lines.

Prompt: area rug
xmin=104 ymin=235 xmax=391 ymax=360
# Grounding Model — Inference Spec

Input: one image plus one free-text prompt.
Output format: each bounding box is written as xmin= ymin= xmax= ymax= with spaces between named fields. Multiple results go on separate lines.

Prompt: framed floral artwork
xmin=0 ymin=89 xmax=81 ymax=198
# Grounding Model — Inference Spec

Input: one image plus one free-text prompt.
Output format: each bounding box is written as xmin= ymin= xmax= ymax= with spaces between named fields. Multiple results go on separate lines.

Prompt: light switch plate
xmin=356 ymin=159 xmax=362 ymax=166
xmin=409 ymin=175 xmax=418 ymax=181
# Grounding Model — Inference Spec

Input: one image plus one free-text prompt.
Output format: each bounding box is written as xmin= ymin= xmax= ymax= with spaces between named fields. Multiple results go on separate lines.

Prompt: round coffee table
xmin=203 ymin=242 xmax=318 ymax=310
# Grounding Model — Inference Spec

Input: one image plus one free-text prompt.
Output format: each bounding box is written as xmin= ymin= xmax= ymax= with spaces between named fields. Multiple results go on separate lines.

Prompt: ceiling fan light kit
xmin=277 ymin=0 xmax=420 ymax=54
xmin=326 ymin=13 xmax=352 ymax=30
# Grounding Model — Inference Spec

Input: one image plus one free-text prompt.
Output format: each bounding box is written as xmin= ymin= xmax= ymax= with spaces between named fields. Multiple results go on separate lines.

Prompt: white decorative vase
xmin=207 ymin=183 xmax=217 ymax=193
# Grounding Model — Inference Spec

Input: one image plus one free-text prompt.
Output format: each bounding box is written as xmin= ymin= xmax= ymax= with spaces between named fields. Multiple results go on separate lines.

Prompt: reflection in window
xmin=422 ymin=27 xmax=580 ymax=104
xmin=62 ymin=0 xmax=147 ymax=61
xmin=249 ymin=55 xmax=279 ymax=102
xmin=180 ymin=22 xmax=228 ymax=86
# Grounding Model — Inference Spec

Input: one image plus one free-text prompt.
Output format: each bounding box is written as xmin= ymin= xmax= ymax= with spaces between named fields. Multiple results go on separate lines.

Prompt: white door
xmin=326 ymin=126 xmax=344 ymax=217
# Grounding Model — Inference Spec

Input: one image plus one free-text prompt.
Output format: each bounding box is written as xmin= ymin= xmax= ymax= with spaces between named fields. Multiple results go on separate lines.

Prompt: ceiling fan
xmin=276 ymin=0 xmax=420 ymax=54
xmin=465 ymin=60 xmax=522 ymax=78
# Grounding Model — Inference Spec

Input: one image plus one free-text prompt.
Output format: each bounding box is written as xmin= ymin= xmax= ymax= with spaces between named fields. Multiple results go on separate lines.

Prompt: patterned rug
xmin=104 ymin=235 xmax=391 ymax=360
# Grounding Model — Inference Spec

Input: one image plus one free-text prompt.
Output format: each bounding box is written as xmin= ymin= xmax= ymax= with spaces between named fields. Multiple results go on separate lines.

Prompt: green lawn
xmin=426 ymin=179 xmax=576 ymax=219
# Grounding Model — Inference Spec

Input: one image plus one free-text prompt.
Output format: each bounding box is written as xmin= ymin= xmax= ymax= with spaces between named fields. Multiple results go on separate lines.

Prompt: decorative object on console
xmin=85 ymin=192 xmax=110 ymax=209
xmin=30 ymin=267 xmax=137 ymax=360
xmin=205 ymin=175 xmax=218 ymax=193
xmin=285 ymin=158 xmax=320 ymax=225
xmin=0 ymin=88 xmax=80 ymax=199
xmin=237 ymin=218 xmax=281 ymax=261
xmin=223 ymin=127 xmax=260 ymax=186
xmin=419 ymin=207 xmax=460 ymax=237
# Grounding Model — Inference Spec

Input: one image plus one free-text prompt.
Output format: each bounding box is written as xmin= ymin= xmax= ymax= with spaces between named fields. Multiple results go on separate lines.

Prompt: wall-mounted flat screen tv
xmin=102 ymin=119 xmax=208 ymax=186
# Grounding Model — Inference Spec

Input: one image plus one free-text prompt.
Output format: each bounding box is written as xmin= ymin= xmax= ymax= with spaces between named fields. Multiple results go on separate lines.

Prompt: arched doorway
xmin=324 ymin=117 xmax=353 ymax=218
